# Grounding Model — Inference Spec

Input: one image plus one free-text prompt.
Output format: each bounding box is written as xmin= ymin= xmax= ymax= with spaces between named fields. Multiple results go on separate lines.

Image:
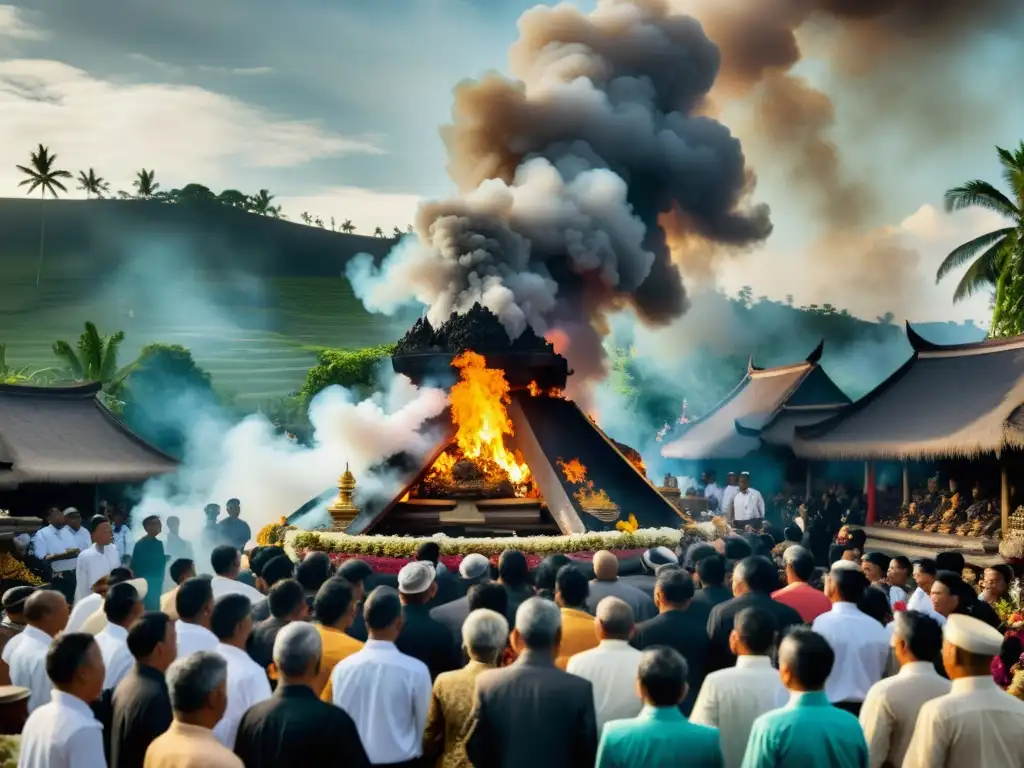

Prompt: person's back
xmin=587 ymin=551 xmax=656 ymax=622
xmin=466 ymin=597 xmax=597 ymax=768
xmin=741 ymin=628 xmax=867 ymax=768
xmin=395 ymin=561 xmax=461 ymax=680
xmin=692 ymin=555 xmax=733 ymax=611
xmin=772 ymin=547 xmax=831 ymax=623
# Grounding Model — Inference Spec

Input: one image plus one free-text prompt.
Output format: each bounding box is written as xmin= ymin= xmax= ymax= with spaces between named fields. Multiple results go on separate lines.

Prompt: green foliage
xmin=16 ymin=145 xmax=71 ymax=199
xmin=51 ymin=322 xmax=125 ymax=387
xmin=218 ymin=189 xmax=250 ymax=209
xmin=0 ymin=344 xmax=57 ymax=385
xmin=299 ymin=344 xmax=395 ymax=401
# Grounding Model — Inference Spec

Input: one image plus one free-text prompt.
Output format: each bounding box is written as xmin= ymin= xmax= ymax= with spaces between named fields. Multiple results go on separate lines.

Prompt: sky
xmin=0 ymin=0 xmax=1021 ymax=326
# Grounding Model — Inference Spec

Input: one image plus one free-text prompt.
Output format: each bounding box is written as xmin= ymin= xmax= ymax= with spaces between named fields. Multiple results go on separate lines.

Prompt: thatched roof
xmin=661 ymin=341 xmax=850 ymax=461
xmin=793 ymin=324 xmax=1024 ymax=460
xmin=0 ymin=382 xmax=178 ymax=488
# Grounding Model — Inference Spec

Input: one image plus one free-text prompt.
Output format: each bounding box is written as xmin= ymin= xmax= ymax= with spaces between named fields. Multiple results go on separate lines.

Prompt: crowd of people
xmin=1 ymin=502 xmax=1024 ymax=767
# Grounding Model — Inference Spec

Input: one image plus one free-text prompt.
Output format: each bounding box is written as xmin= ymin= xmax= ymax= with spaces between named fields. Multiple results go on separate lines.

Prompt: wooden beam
xmin=1001 ymin=457 xmax=1010 ymax=537
xmin=902 ymin=463 xmax=910 ymax=507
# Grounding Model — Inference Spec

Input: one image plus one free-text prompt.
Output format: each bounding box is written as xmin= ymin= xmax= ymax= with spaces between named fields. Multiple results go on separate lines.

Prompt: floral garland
xmin=0 ymin=553 xmax=43 ymax=586
xmin=257 ymin=517 xmax=295 ymax=547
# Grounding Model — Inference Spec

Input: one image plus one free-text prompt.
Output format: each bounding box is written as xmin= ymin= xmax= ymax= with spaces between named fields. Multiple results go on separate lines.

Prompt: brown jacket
xmin=423 ymin=660 xmax=495 ymax=768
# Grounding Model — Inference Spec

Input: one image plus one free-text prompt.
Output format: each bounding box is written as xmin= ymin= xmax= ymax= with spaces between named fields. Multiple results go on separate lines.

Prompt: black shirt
xmin=706 ymin=592 xmax=803 ymax=672
xmin=692 ymin=585 xmax=733 ymax=611
xmin=218 ymin=517 xmax=252 ymax=551
xmin=633 ymin=606 xmax=711 ymax=714
xmin=110 ymin=664 xmax=173 ymax=768
xmin=395 ymin=604 xmax=461 ymax=680
xmin=249 ymin=617 xmax=289 ymax=674
xmin=234 ymin=684 xmax=370 ymax=768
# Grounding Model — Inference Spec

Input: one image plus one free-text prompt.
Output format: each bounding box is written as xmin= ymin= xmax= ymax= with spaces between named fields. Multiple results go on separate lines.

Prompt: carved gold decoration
xmin=327 ymin=463 xmax=360 ymax=532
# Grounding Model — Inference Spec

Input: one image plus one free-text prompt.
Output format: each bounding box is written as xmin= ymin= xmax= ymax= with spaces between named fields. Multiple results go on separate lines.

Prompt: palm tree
xmin=373 ymin=226 xmax=384 ymax=238
xmin=937 ymin=143 xmax=1023 ymax=314
xmin=340 ymin=219 xmax=355 ymax=234
xmin=249 ymin=189 xmax=281 ymax=217
xmin=133 ymin=169 xmax=160 ymax=199
xmin=300 ymin=211 xmax=313 ymax=225
xmin=392 ymin=226 xmax=404 ymax=239
xmin=16 ymin=144 xmax=72 ymax=287
xmin=76 ymin=168 xmax=109 ymax=199
xmin=52 ymin=322 xmax=125 ymax=387
xmin=330 ymin=216 xmax=337 ymax=231
xmin=314 ymin=216 xmax=325 ymax=228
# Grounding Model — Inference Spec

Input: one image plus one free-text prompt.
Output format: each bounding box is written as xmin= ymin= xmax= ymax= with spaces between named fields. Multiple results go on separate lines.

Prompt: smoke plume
xmin=348 ymin=0 xmax=771 ymax=389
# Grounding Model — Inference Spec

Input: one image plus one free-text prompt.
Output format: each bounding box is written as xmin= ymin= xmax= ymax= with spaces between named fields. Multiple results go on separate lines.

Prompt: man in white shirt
xmin=33 ymin=507 xmax=81 ymax=605
xmin=691 ymin=606 xmax=789 ymax=768
xmin=210 ymin=545 xmax=265 ymax=604
xmin=10 ymin=590 xmax=70 ymax=713
xmin=566 ymin=596 xmax=643 ymax=732
xmin=211 ymin=593 xmax=271 ymax=747
xmin=811 ymin=565 xmax=891 ymax=716
xmin=17 ymin=632 xmax=106 ymax=768
xmin=720 ymin=472 xmax=739 ymax=520
xmin=73 ymin=514 xmax=121 ymax=604
xmin=702 ymin=470 xmax=724 ymax=513
xmin=112 ymin=506 xmax=134 ymax=565
xmin=63 ymin=508 xmax=92 ymax=553
xmin=331 ymin=586 xmax=432 ymax=766
xmin=861 ymin=552 xmax=907 ymax=609
xmin=860 ymin=610 xmax=950 ymax=768
xmin=95 ymin=581 xmax=144 ymax=691
xmin=726 ymin=471 xmax=765 ymax=527
xmin=904 ymin=614 xmax=1024 ymax=768
xmin=67 ymin=570 xmax=146 ymax=635
xmin=906 ymin=558 xmax=943 ymax=617
xmin=174 ymin=577 xmax=219 ymax=658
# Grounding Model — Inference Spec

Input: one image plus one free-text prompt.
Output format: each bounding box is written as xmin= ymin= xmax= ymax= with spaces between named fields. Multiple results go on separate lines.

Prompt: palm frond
xmin=936 ymin=228 xmax=1012 ymax=282
xmin=951 ymin=240 xmax=1010 ymax=303
xmin=52 ymin=340 xmax=84 ymax=379
xmin=943 ymin=180 xmax=1018 ymax=218
xmin=99 ymin=330 xmax=125 ymax=385
xmin=78 ymin=322 xmax=104 ymax=379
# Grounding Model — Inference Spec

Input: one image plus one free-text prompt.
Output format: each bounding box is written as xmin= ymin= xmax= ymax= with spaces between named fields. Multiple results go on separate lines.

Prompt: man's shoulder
xmin=479 ymin=661 xmax=591 ymax=695
xmin=430 ymin=595 xmax=468 ymax=619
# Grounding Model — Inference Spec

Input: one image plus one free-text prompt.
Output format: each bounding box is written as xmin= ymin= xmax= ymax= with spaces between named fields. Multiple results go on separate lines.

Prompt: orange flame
xmin=558 ymin=458 xmax=588 ymax=484
xmin=528 ymin=380 xmax=564 ymax=398
xmin=528 ymin=381 xmax=541 ymax=397
xmin=573 ymin=481 xmax=618 ymax=511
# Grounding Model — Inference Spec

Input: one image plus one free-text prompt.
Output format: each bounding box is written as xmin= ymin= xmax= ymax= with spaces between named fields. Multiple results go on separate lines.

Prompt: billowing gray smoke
xmin=348 ymin=0 xmax=770 ymax=387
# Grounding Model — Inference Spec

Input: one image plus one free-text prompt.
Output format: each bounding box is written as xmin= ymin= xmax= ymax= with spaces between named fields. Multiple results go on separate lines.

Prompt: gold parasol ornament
xmin=328 ymin=463 xmax=361 ymax=532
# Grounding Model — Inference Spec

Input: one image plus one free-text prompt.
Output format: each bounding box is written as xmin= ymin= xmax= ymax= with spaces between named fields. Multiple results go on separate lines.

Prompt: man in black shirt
xmin=632 ymin=569 xmax=710 ymax=714
xmin=110 ymin=612 xmax=176 ymax=768
xmin=395 ymin=561 xmax=461 ymax=680
xmin=338 ymin=559 xmax=373 ymax=642
xmin=217 ymin=498 xmax=251 ymax=552
xmin=248 ymin=579 xmax=308 ymax=677
xmin=692 ymin=554 xmax=732 ymax=611
xmin=251 ymin=556 xmax=295 ymax=624
xmin=234 ymin=621 xmax=369 ymax=768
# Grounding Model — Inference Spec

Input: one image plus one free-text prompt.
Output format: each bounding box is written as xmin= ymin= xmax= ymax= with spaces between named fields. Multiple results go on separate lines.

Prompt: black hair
xmin=787 ymin=549 xmax=816 ymax=582
xmin=338 ymin=559 xmax=373 ymax=586
xmin=142 ymin=515 xmax=160 ymax=526
xmin=857 ymin=586 xmax=891 ymax=626
xmin=779 ymin=627 xmax=834 ymax=690
xmin=468 ymin=583 xmax=509 ymax=616
xmin=758 ymin=533 xmax=777 ymax=552
xmin=210 ymin=545 xmax=239 ymax=576
xmin=169 ymin=559 xmax=195 ymax=585
xmin=891 ymin=555 xmax=912 ymax=572
xmin=986 ymin=564 xmax=1014 ymax=585
xmin=784 ymin=525 xmax=803 ymax=543
xmin=314 ymin=577 xmax=355 ymax=626
xmin=554 ymin=564 xmax=589 ymax=608
xmin=734 ymin=607 xmax=778 ymax=655
xmin=696 ymin=554 xmax=726 ymax=587
xmin=104 ymin=582 xmax=140 ymax=624
xmin=723 ymin=536 xmax=754 ymax=562
xmin=227 ymin=498 xmax=240 ymax=507
xmin=637 ymin=646 xmax=688 ymax=707
xmin=262 ymin=555 xmax=295 ymax=588
xmin=415 ymin=541 xmax=441 ymax=565
xmin=849 ymin=529 xmax=867 ymax=550
xmin=296 ymin=552 xmax=333 ymax=592
xmin=894 ymin=611 xmax=943 ymax=663
xmin=656 ymin=569 xmax=695 ymax=605
xmin=176 ymin=577 xmax=214 ymax=622
xmin=268 ymin=579 xmax=306 ymax=620
xmin=250 ymin=546 xmax=285 ymax=578
xmin=498 ymin=550 xmax=529 ymax=587
xmin=935 ymin=551 xmax=964 ymax=574
xmin=46 ymin=633 xmax=97 ymax=687
xmin=913 ymin=558 xmax=938 ymax=577
xmin=88 ymin=515 xmax=109 ymax=534
xmin=210 ymin=594 xmax=252 ymax=641
xmin=735 ymin=556 xmax=779 ymax=594
xmin=934 ymin=571 xmax=973 ymax=613
xmin=683 ymin=543 xmax=718 ymax=570
xmin=534 ymin=555 xmax=572 ymax=593
xmin=1000 ymin=634 xmax=1024 ymax=671
xmin=831 ymin=568 xmax=869 ymax=603
xmin=109 ymin=568 xmax=133 ymax=585
xmin=127 ymin=612 xmax=172 ymax=659
xmin=364 ymin=586 xmax=402 ymax=631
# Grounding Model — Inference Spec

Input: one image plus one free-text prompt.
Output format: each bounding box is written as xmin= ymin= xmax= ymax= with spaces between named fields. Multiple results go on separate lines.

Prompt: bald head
xmin=593 ymin=551 xmax=619 ymax=581
xmin=596 ymin=596 xmax=634 ymax=640
xmin=24 ymin=590 xmax=70 ymax=637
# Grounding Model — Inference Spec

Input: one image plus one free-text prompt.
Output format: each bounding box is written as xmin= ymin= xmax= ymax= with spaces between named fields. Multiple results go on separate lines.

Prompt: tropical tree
xmin=52 ymin=322 xmax=126 ymax=388
xmin=340 ymin=219 xmax=356 ymax=234
xmin=329 ymin=216 xmax=336 ymax=231
xmin=937 ymin=143 xmax=1024 ymax=326
xmin=373 ymin=226 xmax=384 ymax=238
xmin=392 ymin=226 xmax=404 ymax=239
xmin=16 ymin=144 xmax=72 ymax=287
xmin=217 ymin=189 xmax=250 ymax=210
xmin=249 ymin=189 xmax=281 ymax=217
xmin=76 ymin=168 xmax=110 ymax=199
xmin=314 ymin=216 xmax=325 ymax=228
xmin=170 ymin=183 xmax=217 ymax=205
xmin=133 ymin=169 xmax=160 ymax=199
xmin=300 ymin=211 xmax=313 ymax=225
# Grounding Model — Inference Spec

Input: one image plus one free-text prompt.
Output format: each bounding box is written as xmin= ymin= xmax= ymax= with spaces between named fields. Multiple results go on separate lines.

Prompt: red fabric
xmin=293 ymin=548 xmax=648 ymax=575
xmin=771 ymin=582 xmax=832 ymax=623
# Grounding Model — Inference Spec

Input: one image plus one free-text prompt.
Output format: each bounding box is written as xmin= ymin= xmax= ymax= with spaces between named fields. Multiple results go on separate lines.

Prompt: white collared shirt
xmin=33 ymin=525 xmax=78 ymax=573
xmin=67 ymin=526 xmax=92 ymax=553
xmin=175 ymin=620 xmax=219 ymax=658
xmin=906 ymin=587 xmax=946 ymax=624
xmin=95 ymin=623 xmax=133 ymax=691
xmin=721 ymin=485 xmax=739 ymax=517
xmin=903 ymin=675 xmax=1024 ymax=768
xmin=212 ymin=643 xmax=272 ymax=748
xmin=331 ymin=638 xmax=432 ymax=765
xmin=729 ymin=487 xmax=765 ymax=521
xmin=210 ymin=576 xmax=264 ymax=604
xmin=859 ymin=661 xmax=951 ymax=768
xmin=812 ymin=602 xmax=891 ymax=703
xmin=73 ymin=544 xmax=122 ymax=604
xmin=566 ymin=639 xmax=644 ymax=732
xmin=690 ymin=655 xmax=789 ymax=768
xmin=704 ymin=483 xmax=724 ymax=510
xmin=10 ymin=625 xmax=54 ymax=712
xmin=66 ymin=594 xmax=102 ymax=634
xmin=113 ymin=526 xmax=134 ymax=561
xmin=17 ymin=690 xmax=105 ymax=768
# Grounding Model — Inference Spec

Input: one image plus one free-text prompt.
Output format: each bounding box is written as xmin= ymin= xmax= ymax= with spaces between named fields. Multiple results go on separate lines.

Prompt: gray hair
xmin=596 ymin=596 xmax=634 ymax=639
xmin=514 ymin=597 xmax=561 ymax=650
xmin=273 ymin=621 xmax=323 ymax=677
xmin=462 ymin=609 xmax=509 ymax=662
xmin=166 ymin=651 xmax=227 ymax=713
xmin=782 ymin=545 xmax=809 ymax=564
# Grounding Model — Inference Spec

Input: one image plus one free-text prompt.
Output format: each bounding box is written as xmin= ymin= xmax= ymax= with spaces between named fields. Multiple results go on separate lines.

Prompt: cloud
xmin=277 ymin=186 xmax=422 ymax=235
xmin=0 ymin=5 xmax=47 ymax=41
xmin=0 ymin=58 xmax=383 ymax=194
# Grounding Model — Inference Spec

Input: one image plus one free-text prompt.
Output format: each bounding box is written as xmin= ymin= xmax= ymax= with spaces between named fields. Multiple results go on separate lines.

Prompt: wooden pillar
xmin=902 ymin=463 xmax=910 ymax=507
xmin=866 ymin=461 xmax=878 ymax=525
xmin=1001 ymin=456 xmax=1010 ymax=537
xmin=805 ymin=464 xmax=812 ymax=501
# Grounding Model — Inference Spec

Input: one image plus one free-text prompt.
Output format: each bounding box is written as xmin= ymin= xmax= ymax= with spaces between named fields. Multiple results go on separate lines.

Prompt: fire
xmin=558 ymin=458 xmax=588 ymax=484
xmin=528 ymin=380 xmax=564 ymax=398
